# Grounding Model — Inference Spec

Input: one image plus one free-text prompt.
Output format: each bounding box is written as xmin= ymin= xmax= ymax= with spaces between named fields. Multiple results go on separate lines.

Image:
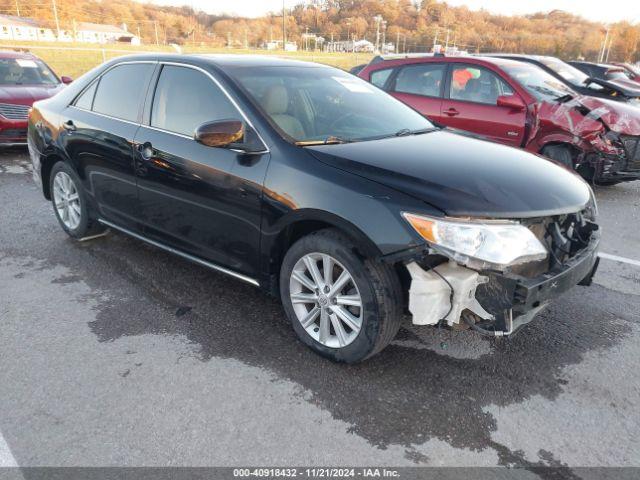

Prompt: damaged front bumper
xmin=590 ymin=152 xmax=640 ymax=183
xmin=404 ymin=230 xmax=600 ymax=336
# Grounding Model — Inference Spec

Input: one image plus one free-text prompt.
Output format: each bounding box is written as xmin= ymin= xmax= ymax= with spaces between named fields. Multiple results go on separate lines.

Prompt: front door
xmin=133 ymin=64 xmax=269 ymax=278
xmin=440 ymin=64 xmax=526 ymax=147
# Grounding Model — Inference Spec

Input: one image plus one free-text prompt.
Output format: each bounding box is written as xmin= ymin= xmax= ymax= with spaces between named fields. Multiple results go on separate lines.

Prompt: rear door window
xmin=92 ymin=63 xmax=155 ymax=122
xmin=370 ymin=68 xmax=393 ymax=89
xmin=449 ymin=65 xmax=512 ymax=105
xmin=150 ymin=65 xmax=239 ymax=137
xmin=393 ymin=63 xmax=444 ymax=97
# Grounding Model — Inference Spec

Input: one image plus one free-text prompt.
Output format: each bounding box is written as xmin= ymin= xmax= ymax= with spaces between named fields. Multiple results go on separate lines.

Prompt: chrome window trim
xmin=68 ymin=58 xmax=270 ymax=154
xmin=69 ymin=105 xmax=141 ymax=127
xmin=98 ymin=218 xmax=260 ymax=287
xmin=69 ymin=60 xmax=159 ymax=123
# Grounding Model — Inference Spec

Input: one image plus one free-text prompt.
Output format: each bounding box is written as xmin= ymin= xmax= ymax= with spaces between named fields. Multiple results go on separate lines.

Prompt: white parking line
xmin=599 ymin=252 xmax=640 ymax=268
xmin=0 ymin=429 xmax=17 ymax=467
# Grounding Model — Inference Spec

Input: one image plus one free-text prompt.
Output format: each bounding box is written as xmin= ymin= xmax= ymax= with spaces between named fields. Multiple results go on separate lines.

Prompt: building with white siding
xmin=0 ymin=15 xmax=140 ymax=45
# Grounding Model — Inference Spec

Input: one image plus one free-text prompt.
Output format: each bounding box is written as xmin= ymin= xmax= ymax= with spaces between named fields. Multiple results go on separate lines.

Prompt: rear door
xmin=384 ymin=63 xmax=446 ymax=123
xmin=133 ymin=64 xmax=269 ymax=278
xmin=61 ymin=61 xmax=156 ymax=230
xmin=440 ymin=64 xmax=526 ymax=147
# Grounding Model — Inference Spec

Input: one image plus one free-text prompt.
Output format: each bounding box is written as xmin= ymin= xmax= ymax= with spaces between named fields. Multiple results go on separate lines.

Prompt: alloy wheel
xmin=52 ymin=171 xmax=82 ymax=230
xmin=289 ymin=252 xmax=363 ymax=348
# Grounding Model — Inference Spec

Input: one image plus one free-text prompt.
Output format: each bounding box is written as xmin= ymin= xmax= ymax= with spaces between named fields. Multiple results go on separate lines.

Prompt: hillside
xmin=0 ymin=0 xmax=637 ymax=62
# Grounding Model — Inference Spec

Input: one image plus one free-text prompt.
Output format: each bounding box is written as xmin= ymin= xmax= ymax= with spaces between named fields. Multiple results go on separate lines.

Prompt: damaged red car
xmin=358 ymin=55 xmax=640 ymax=184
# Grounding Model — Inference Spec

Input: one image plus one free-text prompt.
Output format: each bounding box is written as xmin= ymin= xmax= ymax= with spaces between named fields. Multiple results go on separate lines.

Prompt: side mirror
xmin=194 ymin=119 xmax=244 ymax=148
xmin=497 ymin=95 xmax=525 ymax=111
xmin=60 ymin=76 xmax=73 ymax=85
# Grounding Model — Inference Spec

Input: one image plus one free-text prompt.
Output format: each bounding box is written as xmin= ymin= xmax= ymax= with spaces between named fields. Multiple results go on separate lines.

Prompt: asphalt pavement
xmin=1 ymin=150 xmax=639 ymax=474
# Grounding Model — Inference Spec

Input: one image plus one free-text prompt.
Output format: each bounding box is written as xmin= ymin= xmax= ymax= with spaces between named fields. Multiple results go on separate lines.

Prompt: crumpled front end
xmin=402 ymin=211 xmax=600 ymax=336
xmin=533 ymin=98 xmax=640 ymax=184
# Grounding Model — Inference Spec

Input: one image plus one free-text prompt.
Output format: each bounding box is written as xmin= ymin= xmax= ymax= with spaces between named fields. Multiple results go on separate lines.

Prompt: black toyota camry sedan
xmin=28 ymin=54 xmax=600 ymax=363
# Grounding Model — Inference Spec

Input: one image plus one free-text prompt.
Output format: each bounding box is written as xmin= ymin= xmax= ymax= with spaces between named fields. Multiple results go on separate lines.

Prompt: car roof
xmin=0 ymin=49 xmax=39 ymax=60
xmin=366 ymin=54 xmax=526 ymax=69
xmin=109 ymin=53 xmax=328 ymax=69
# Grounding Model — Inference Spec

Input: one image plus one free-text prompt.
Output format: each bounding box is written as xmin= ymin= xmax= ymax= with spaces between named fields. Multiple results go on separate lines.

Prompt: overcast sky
xmin=144 ymin=0 xmax=638 ymax=24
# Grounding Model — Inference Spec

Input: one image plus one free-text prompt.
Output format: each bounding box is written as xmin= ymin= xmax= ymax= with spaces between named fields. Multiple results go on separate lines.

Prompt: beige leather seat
xmin=261 ymin=85 xmax=306 ymax=139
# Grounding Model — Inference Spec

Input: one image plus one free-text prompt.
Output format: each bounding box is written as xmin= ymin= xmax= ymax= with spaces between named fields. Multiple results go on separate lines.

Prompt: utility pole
xmin=15 ymin=0 xmax=20 ymax=16
xmin=154 ymin=20 xmax=159 ymax=46
xmin=52 ymin=0 xmax=60 ymax=39
xmin=374 ymin=15 xmax=382 ymax=54
xmin=599 ymin=28 xmax=609 ymax=62
xmin=282 ymin=0 xmax=286 ymax=51
xmin=605 ymin=34 xmax=614 ymax=62
xmin=381 ymin=20 xmax=386 ymax=52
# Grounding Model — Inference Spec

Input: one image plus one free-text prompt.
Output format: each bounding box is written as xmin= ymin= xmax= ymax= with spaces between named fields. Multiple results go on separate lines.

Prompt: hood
xmin=0 ymin=84 xmax=65 ymax=105
xmin=572 ymin=96 xmax=640 ymax=136
xmin=586 ymin=76 xmax=640 ymax=98
xmin=307 ymin=131 xmax=591 ymax=219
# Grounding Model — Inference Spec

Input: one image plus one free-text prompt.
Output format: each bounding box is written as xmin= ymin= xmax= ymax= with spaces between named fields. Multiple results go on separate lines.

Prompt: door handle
xmin=62 ymin=120 xmax=76 ymax=131
xmin=443 ymin=108 xmax=460 ymax=117
xmin=137 ymin=142 xmax=155 ymax=160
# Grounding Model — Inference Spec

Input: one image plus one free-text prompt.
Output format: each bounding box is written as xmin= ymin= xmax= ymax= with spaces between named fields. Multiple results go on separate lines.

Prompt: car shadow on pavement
xmin=74 ymin=229 xmax=638 ymax=472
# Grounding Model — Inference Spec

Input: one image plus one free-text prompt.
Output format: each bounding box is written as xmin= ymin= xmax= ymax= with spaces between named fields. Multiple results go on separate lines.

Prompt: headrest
xmin=262 ymin=85 xmax=289 ymax=115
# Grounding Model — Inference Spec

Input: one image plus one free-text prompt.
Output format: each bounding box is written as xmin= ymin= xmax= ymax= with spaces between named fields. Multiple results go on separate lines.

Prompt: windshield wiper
xmin=295 ymin=136 xmax=352 ymax=146
xmin=555 ymin=93 xmax=574 ymax=103
xmin=393 ymin=127 xmax=436 ymax=137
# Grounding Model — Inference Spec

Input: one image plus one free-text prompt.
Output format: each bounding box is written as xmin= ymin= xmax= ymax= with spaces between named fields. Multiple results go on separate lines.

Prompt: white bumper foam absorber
xmin=407 ymin=261 xmax=494 ymax=326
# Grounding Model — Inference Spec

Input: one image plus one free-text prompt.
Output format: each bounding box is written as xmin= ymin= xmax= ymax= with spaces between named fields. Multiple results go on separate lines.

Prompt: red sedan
xmin=358 ymin=55 xmax=640 ymax=184
xmin=0 ymin=50 xmax=71 ymax=146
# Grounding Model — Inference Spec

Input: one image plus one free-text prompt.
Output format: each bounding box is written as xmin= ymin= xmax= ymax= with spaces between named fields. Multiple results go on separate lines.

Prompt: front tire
xmin=541 ymin=144 xmax=574 ymax=170
xmin=280 ymin=229 xmax=403 ymax=363
xmin=50 ymin=161 xmax=104 ymax=239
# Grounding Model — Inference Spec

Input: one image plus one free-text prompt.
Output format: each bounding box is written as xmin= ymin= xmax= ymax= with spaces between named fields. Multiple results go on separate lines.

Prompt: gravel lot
xmin=1 ymin=150 xmax=640 ymax=474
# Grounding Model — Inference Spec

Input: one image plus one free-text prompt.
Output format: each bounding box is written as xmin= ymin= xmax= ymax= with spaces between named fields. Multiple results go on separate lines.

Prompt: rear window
xmin=92 ymin=63 xmax=154 ymax=122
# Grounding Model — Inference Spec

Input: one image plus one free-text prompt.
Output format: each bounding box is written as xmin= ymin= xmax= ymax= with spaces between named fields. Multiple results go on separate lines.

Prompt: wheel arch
xmin=40 ymin=151 xmax=68 ymax=200
xmin=263 ymin=209 xmax=383 ymax=295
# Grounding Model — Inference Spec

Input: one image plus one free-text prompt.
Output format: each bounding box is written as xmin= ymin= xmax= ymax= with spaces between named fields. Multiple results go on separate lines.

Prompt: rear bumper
xmin=27 ymin=134 xmax=43 ymax=189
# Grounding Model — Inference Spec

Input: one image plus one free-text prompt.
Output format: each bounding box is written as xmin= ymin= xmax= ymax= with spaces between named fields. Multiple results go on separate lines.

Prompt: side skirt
xmin=98 ymin=218 xmax=260 ymax=287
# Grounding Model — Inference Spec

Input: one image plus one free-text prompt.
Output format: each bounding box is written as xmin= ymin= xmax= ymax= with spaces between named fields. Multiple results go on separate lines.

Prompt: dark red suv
xmin=358 ymin=55 xmax=640 ymax=184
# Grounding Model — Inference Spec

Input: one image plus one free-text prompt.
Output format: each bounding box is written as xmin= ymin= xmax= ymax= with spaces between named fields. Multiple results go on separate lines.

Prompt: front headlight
xmin=402 ymin=213 xmax=548 ymax=270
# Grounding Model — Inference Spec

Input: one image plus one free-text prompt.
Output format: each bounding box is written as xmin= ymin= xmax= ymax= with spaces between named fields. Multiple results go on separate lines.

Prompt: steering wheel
xmin=328 ymin=112 xmax=357 ymax=131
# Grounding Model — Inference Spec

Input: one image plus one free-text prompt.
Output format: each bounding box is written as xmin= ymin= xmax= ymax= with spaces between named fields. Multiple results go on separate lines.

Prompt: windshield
xmin=538 ymin=57 xmax=606 ymax=93
xmin=229 ymin=66 xmax=434 ymax=144
xmin=606 ymin=70 xmax=629 ymax=81
xmin=0 ymin=58 xmax=59 ymax=85
xmin=502 ymin=63 xmax=574 ymax=102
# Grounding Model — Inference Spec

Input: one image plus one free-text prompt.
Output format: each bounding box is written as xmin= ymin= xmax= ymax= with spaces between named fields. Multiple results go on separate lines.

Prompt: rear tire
xmin=49 ymin=161 xmax=105 ymax=239
xmin=280 ymin=229 xmax=403 ymax=363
